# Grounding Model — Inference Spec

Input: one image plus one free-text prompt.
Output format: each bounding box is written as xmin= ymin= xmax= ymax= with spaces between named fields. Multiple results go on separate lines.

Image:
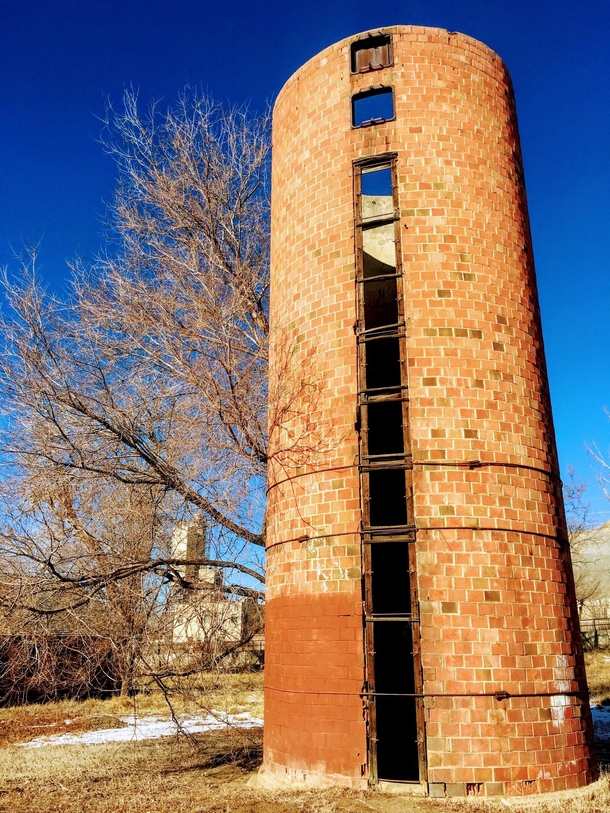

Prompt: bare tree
xmin=0 ymin=91 xmax=273 ymax=693
xmin=0 ymin=90 xmax=340 ymax=700
xmin=0 ymin=465 xmax=171 ymax=695
xmin=563 ymin=468 xmax=608 ymax=616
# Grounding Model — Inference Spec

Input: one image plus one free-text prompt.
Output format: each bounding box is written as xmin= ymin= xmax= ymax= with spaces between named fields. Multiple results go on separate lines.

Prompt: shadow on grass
xmin=160 ymin=728 xmax=263 ymax=776
xmin=204 ymin=744 xmax=262 ymax=771
xmin=594 ymin=724 xmax=610 ymax=772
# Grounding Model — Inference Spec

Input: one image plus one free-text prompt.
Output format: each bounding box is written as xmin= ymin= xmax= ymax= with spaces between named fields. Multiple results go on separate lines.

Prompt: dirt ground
xmin=0 ymin=659 xmax=608 ymax=813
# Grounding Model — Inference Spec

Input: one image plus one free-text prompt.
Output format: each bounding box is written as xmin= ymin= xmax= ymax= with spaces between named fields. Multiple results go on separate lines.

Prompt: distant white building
xmin=169 ymin=518 xmax=263 ymax=666
xmin=572 ymin=522 xmax=610 ymax=619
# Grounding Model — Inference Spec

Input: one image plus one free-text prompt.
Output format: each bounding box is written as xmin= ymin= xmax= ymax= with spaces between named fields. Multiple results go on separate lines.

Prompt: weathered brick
xmin=265 ymin=23 xmax=597 ymax=796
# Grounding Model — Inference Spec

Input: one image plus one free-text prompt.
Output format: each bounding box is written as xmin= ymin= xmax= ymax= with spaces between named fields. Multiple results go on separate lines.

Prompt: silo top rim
xmin=274 ymin=25 xmax=508 ymax=110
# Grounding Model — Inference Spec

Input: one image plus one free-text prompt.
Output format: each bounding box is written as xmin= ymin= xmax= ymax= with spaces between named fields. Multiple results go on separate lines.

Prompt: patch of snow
xmin=591 ymin=703 xmax=610 ymax=743
xmin=18 ymin=711 xmax=263 ymax=749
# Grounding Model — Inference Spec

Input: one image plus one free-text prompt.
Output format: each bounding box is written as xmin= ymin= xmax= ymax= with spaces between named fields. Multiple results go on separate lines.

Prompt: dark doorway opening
xmin=368 ymin=540 xmax=418 ymax=781
xmin=376 ymin=695 xmax=419 ymax=781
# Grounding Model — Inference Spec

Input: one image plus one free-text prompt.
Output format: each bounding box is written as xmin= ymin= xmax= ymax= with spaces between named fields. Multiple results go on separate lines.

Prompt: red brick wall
xmin=265 ymin=25 xmax=597 ymax=794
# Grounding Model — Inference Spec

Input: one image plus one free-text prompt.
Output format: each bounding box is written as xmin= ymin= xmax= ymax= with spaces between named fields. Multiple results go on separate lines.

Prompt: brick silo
xmin=263 ymin=26 xmax=597 ymax=796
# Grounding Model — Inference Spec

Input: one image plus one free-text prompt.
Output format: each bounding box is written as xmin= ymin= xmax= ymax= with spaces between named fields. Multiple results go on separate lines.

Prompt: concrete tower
xmin=264 ymin=26 xmax=597 ymax=796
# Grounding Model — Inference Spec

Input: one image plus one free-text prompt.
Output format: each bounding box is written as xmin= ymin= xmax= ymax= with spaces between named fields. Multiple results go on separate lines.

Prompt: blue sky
xmin=1 ymin=0 xmax=609 ymax=516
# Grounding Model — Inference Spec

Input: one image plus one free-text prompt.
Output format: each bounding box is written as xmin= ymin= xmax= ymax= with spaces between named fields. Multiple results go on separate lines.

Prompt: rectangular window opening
xmin=352 ymin=87 xmax=394 ymax=128
xmin=351 ymin=34 xmax=392 ymax=73
xmin=368 ymin=468 xmax=407 ymax=527
xmin=362 ymin=224 xmax=396 ymax=277
xmin=365 ymin=401 xmax=404 ymax=457
xmin=361 ymin=165 xmax=394 ymax=220
xmin=370 ymin=542 xmax=411 ymax=614
xmin=364 ymin=336 xmax=401 ymax=390
xmin=362 ymin=165 xmax=392 ymax=196
xmin=373 ymin=621 xmax=414 ymax=693
xmin=363 ymin=276 xmax=399 ymax=329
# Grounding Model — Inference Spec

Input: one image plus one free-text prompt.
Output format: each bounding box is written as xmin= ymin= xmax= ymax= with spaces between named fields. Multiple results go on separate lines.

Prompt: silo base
xmin=251 ymin=763 xmax=367 ymax=790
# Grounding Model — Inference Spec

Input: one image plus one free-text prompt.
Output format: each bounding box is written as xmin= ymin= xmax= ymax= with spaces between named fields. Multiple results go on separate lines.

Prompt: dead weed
xmin=585 ymin=651 xmax=610 ymax=703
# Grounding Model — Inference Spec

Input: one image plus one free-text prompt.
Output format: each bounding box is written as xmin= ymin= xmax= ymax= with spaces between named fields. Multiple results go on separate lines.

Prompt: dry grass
xmin=0 ymin=665 xmax=609 ymax=812
xmin=0 ymin=730 xmax=608 ymax=813
xmin=585 ymin=651 xmax=610 ymax=703
xmin=0 ymin=730 xmax=257 ymax=813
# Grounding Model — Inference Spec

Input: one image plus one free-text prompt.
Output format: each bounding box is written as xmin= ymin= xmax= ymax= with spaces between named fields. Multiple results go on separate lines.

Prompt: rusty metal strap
xmin=413 ymin=459 xmax=561 ymax=481
xmin=361 ymin=690 xmax=588 ymax=700
xmin=415 ymin=524 xmax=569 ymax=545
xmin=265 ymin=529 xmax=358 ymax=552
xmin=264 ymin=686 xmax=589 ymax=701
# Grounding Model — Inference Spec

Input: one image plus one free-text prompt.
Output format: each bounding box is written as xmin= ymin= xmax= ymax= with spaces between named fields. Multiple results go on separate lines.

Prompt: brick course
xmin=265 ymin=25 xmax=597 ymax=794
